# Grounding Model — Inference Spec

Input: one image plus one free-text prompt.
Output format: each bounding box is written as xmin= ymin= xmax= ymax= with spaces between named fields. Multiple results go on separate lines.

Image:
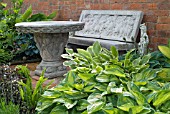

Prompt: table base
xmin=35 ymin=60 xmax=67 ymax=78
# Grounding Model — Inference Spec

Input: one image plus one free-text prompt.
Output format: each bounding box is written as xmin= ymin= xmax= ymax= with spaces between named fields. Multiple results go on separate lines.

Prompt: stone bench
xmin=68 ymin=10 xmax=144 ymax=51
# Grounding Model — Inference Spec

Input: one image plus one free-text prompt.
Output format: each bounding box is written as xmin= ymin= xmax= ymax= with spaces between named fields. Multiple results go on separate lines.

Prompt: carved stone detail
xmin=74 ymin=10 xmax=143 ymax=43
xmin=34 ymin=33 xmax=68 ymax=61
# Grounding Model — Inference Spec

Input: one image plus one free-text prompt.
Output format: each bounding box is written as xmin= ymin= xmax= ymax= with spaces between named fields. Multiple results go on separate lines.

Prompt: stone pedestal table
xmin=15 ymin=21 xmax=84 ymax=78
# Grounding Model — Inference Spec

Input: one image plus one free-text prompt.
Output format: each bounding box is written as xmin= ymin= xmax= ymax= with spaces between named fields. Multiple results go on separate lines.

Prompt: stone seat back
xmin=68 ymin=10 xmax=144 ymax=51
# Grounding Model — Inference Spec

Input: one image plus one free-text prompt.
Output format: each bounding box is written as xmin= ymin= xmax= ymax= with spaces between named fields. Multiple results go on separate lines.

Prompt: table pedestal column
xmin=34 ymin=33 xmax=68 ymax=78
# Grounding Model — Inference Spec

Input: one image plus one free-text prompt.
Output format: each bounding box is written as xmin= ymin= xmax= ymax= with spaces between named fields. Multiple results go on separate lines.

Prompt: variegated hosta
xmin=36 ymin=42 xmax=170 ymax=114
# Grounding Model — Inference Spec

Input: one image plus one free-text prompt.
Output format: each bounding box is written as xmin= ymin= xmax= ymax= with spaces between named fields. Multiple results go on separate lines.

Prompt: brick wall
xmin=3 ymin=0 xmax=170 ymax=50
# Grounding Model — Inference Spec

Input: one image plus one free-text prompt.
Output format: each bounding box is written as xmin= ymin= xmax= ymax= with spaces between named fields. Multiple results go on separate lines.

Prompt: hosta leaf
xmin=96 ymin=74 xmax=110 ymax=82
xmin=146 ymin=81 xmax=161 ymax=91
xmin=66 ymin=48 xmax=74 ymax=54
xmin=76 ymin=67 xmax=91 ymax=73
xmin=42 ymin=90 xmax=61 ymax=98
xmin=78 ymin=73 xmax=95 ymax=81
xmin=36 ymin=98 xmax=54 ymax=112
xmin=63 ymin=60 xmax=76 ymax=66
xmin=93 ymin=41 xmax=102 ymax=56
xmin=154 ymin=112 xmax=167 ymax=114
xmin=74 ymin=84 xmax=84 ymax=90
xmin=158 ymin=46 xmax=170 ymax=59
xmin=92 ymin=66 xmax=103 ymax=73
xmin=87 ymin=93 xmax=103 ymax=104
xmin=53 ymin=84 xmax=72 ymax=91
xmin=127 ymin=82 xmax=148 ymax=106
xmin=117 ymin=94 xmax=135 ymax=112
xmin=118 ymin=103 xmax=134 ymax=112
xmin=95 ymin=83 xmax=107 ymax=92
xmin=129 ymin=106 xmax=151 ymax=114
xmin=157 ymin=68 xmax=170 ymax=81
xmin=104 ymin=68 xmax=125 ymax=77
xmin=84 ymin=84 xmax=96 ymax=92
xmin=125 ymin=49 xmax=135 ymax=60
xmin=77 ymin=49 xmax=92 ymax=61
xmin=110 ymin=46 xmax=118 ymax=59
xmin=124 ymin=59 xmax=131 ymax=68
xmin=107 ymin=82 xmax=116 ymax=93
xmin=65 ymin=71 xmax=76 ymax=87
xmin=61 ymin=54 xmax=73 ymax=59
xmin=153 ymin=90 xmax=170 ymax=107
xmin=140 ymin=54 xmax=151 ymax=65
xmin=76 ymin=99 xmax=89 ymax=111
xmin=82 ymin=110 xmax=88 ymax=114
xmin=132 ymin=58 xmax=141 ymax=66
xmin=102 ymin=103 xmax=114 ymax=113
xmin=111 ymin=87 xmax=123 ymax=93
xmin=50 ymin=105 xmax=68 ymax=114
xmin=65 ymin=100 xmax=77 ymax=109
xmin=87 ymin=101 xmax=104 ymax=113
xmin=160 ymin=100 xmax=170 ymax=112
xmin=64 ymin=90 xmax=88 ymax=100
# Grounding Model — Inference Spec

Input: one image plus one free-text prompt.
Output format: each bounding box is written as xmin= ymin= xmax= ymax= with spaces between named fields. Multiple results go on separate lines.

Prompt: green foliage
xmin=0 ymin=98 xmax=20 ymax=114
xmin=149 ymin=51 xmax=170 ymax=69
xmin=158 ymin=39 xmax=170 ymax=60
xmin=0 ymin=0 xmax=57 ymax=63
xmin=17 ymin=65 xmax=53 ymax=114
xmin=36 ymin=42 xmax=170 ymax=114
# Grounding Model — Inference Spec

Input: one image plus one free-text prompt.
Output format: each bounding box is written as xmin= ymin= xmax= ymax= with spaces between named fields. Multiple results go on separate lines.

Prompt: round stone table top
xmin=15 ymin=21 xmax=85 ymax=33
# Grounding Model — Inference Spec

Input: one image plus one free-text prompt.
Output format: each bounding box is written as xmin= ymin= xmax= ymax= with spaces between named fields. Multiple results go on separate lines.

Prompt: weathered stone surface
xmin=15 ymin=21 xmax=85 ymax=33
xmin=34 ymin=33 xmax=68 ymax=78
xmin=68 ymin=10 xmax=143 ymax=50
xmin=15 ymin=21 xmax=84 ymax=78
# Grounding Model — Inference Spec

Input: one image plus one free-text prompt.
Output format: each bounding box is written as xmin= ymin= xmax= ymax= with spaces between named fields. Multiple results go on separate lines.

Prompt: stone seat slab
xmin=68 ymin=36 xmax=135 ymax=50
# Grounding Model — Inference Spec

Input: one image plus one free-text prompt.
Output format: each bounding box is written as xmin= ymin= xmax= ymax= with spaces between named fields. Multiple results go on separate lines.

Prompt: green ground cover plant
xmin=36 ymin=42 xmax=170 ymax=114
xmin=0 ymin=98 xmax=20 ymax=114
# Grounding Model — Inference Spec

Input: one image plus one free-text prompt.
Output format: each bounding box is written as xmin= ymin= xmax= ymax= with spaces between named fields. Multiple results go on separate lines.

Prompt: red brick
xmin=147 ymin=0 xmax=170 ymax=2
xmin=147 ymin=30 xmax=157 ymax=37
xmin=110 ymin=4 xmax=123 ymax=10
xmin=129 ymin=3 xmax=143 ymax=10
xmin=157 ymin=31 xmax=168 ymax=37
xmin=91 ymin=4 xmax=100 ymax=10
xmin=156 ymin=24 xmax=170 ymax=30
xmin=100 ymin=4 xmax=110 ymax=10
xmin=143 ymin=15 xmax=158 ymax=23
xmin=158 ymin=17 xmax=170 ymax=24
xmin=129 ymin=0 xmax=147 ymax=2
xmin=167 ymin=31 xmax=170 ymax=37
xmin=145 ymin=3 xmax=157 ymax=10
xmin=158 ymin=3 xmax=170 ymax=10
xmin=109 ymin=0 xmax=129 ymax=3
xmin=151 ymin=38 xmax=168 ymax=44
xmin=153 ymin=10 xmax=169 ymax=16
xmin=146 ymin=22 xmax=156 ymax=30
xmin=148 ymin=43 xmax=157 ymax=51
xmin=64 ymin=1 xmax=70 ymax=5
xmin=70 ymin=5 xmax=76 ymax=10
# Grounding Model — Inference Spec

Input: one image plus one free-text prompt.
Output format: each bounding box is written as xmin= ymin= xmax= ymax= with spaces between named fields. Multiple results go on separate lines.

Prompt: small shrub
xmin=0 ymin=0 xmax=57 ymax=63
xmin=36 ymin=42 xmax=170 ymax=114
